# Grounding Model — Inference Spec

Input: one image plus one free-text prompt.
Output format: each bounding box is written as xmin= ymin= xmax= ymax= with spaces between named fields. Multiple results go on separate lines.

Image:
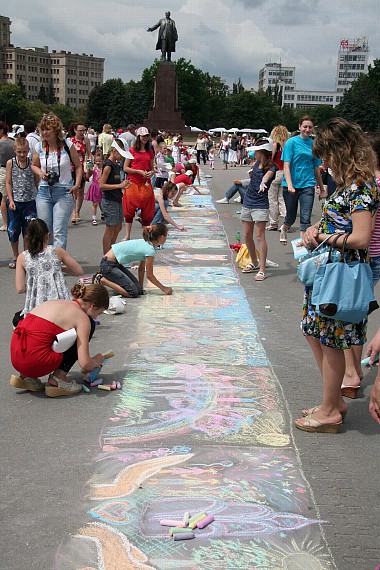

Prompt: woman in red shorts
xmin=122 ymin=126 xmax=155 ymax=240
xmin=10 ymin=283 xmax=109 ymax=397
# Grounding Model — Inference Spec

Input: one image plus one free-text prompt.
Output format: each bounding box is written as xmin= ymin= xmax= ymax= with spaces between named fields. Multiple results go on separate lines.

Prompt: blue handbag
xmin=311 ymin=234 xmax=379 ymax=323
xmin=297 ymin=234 xmax=341 ymax=287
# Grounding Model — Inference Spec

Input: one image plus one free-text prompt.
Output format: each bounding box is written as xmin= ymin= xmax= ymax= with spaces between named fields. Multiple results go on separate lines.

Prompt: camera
xmin=46 ymin=171 xmax=60 ymax=186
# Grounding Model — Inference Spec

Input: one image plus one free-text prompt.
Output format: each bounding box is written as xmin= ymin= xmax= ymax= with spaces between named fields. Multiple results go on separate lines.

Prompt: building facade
xmin=258 ymin=37 xmax=370 ymax=109
xmin=0 ymin=15 xmax=104 ymax=108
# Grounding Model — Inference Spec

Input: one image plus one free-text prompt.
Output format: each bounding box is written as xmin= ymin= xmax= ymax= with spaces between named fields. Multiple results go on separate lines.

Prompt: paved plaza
xmin=1 ymin=163 xmax=379 ymax=570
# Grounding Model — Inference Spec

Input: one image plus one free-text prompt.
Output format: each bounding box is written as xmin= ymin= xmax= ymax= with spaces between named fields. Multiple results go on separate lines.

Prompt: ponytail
xmin=142 ymin=223 xmax=168 ymax=242
xmin=24 ymin=218 xmax=48 ymax=257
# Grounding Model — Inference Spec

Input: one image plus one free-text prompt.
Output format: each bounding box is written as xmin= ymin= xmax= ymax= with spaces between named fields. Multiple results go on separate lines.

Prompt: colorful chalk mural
xmin=55 ymin=177 xmax=336 ymax=569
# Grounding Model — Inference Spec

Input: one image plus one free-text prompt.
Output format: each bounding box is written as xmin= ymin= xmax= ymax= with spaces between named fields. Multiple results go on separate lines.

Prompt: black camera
xmin=46 ymin=171 xmax=59 ymax=186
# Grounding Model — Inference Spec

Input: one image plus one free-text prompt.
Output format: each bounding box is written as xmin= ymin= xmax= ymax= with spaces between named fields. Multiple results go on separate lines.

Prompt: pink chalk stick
xmin=160 ymin=520 xmax=186 ymax=527
xmin=173 ymin=532 xmax=195 ymax=541
xmin=196 ymin=515 xmax=214 ymax=529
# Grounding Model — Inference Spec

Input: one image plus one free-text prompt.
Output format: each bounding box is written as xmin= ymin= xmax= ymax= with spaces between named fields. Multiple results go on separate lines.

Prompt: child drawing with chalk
xmin=93 ymin=223 xmax=173 ymax=297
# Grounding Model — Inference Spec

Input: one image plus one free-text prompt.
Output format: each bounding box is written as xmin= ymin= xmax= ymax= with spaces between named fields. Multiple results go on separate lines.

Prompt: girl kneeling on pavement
xmin=10 ymin=284 xmax=109 ymax=397
xmin=240 ymin=138 xmax=276 ymax=281
xmin=94 ymin=223 xmax=173 ymax=297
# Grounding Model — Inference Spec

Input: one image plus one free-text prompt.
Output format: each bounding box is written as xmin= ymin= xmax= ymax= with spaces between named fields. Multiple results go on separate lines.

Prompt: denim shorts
xmin=370 ymin=255 xmax=380 ymax=287
xmin=101 ymin=198 xmax=123 ymax=227
xmin=7 ymin=199 xmax=37 ymax=243
xmin=240 ymin=207 xmax=269 ymax=223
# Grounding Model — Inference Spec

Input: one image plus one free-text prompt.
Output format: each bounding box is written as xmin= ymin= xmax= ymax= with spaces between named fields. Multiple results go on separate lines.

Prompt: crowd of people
xmin=2 ymin=113 xmax=380 ymax=431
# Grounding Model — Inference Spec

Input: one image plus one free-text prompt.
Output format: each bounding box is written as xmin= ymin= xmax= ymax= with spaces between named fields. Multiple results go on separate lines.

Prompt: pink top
xmin=369 ymin=177 xmax=380 ymax=257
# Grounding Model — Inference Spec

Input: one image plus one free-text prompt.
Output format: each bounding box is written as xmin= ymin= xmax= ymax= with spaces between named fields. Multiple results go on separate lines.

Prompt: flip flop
xmin=8 ymin=260 xmax=17 ymax=269
xmin=254 ymin=271 xmax=266 ymax=281
xmin=242 ymin=262 xmax=260 ymax=273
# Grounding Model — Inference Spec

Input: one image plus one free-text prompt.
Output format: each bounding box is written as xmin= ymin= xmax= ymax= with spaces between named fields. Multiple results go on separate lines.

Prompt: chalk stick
xmin=188 ymin=511 xmax=207 ymax=525
xmin=183 ymin=511 xmax=190 ymax=525
xmin=110 ymin=382 xmax=117 ymax=390
xmin=103 ymin=350 xmax=114 ymax=359
xmin=196 ymin=515 xmax=214 ymax=529
xmin=97 ymin=385 xmax=111 ymax=391
xmin=169 ymin=527 xmax=192 ymax=536
xmin=160 ymin=519 xmax=186 ymax=527
xmin=189 ymin=514 xmax=208 ymax=529
xmin=82 ymin=384 xmax=91 ymax=393
xmin=116 ymin=381 xmax=121 ymax=390
xmin=361 ymin=353 xmax=380 ymax=366
xmin=173 ymin=532 xmax=195 ymax=541
xmin=89 ymin=378 xmax=104 ymax=387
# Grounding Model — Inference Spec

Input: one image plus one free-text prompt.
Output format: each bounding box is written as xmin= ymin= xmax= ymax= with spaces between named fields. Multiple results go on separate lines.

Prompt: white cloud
xmin=3 ymin=0 xmax=380 ymax=90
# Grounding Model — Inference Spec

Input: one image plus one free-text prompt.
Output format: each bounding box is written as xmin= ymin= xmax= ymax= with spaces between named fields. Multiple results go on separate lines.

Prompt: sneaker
xmin=92 ymin=219 xmax=98 ymax=226
xmin=216 ymin=197 xmax=229 ymax=204
xmin=45 ymin=375 xmax=83 ymax=397
xmin=233 ymin=196 xmax=242 ymax=203
xmin=10 ymin=375 xmax=44 ymax=392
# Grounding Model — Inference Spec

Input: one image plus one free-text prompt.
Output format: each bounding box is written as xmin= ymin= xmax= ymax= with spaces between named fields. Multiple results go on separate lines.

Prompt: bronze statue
xmin=147 ymin=11 xmax=178 ymax=62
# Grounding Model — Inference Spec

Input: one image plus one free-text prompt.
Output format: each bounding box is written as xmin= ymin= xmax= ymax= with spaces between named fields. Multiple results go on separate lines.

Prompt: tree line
xmin=1 ymin=58 xmax=380 ymax=133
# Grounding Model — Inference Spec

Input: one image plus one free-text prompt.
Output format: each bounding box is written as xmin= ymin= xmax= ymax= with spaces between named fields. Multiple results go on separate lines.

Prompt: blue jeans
xmin=99 ymin=257 xmax=143 ymax=297
xmin=6 ymin=199 xmax=37 ymax=243
xmin=225 ymin=183 xmax=245 ymax=201
xmin=220 ymin=149 xmax=228 ymax=164
xmin=283 ymin=186 xmax=314 ymax=231
xmin=151 ymin=200 xmax=169 ymax=225
xmin=370 ymin=255 xmax=380 ymax=287
xmin=36 ymin=185 xmax=74 ymax=250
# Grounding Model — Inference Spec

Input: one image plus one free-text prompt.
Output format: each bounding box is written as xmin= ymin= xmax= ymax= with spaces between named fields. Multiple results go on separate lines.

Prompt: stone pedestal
xmin=145 ymin=62 xmax=191 ymax=134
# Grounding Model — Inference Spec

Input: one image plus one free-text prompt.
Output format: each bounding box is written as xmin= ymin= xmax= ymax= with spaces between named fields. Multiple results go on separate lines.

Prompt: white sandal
xmin=254 ymin=271 xmax=266 ymax=281
xmin=242 ymin=262 xmax=260 ymax=273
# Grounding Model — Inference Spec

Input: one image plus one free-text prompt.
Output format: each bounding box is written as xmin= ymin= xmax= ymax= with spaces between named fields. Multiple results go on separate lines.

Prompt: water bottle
xmin=236 ymin=231 xmax=241 ymax=243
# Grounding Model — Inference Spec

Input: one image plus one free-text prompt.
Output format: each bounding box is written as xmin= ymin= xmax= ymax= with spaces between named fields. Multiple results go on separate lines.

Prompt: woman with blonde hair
xmin=31 ymin=113 xmax=82 ymax=250
xmin=295 ymin=118 xmax=379 ymax=433
xmin=266 ymin=125 xmax=289 ymax=230
xmin=98 ymin=124 xmax=114 ymax=158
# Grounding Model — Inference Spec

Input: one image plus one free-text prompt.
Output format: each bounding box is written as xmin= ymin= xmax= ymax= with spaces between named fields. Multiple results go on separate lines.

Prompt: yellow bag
xmin=235 ymin=244 xmax=260 ymax=269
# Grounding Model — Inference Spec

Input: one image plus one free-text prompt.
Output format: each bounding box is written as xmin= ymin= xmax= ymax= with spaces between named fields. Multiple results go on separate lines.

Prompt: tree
xmin=17 ymin=78 xmax=27 ymax=99
xmin=49 ymin=103 xmax=77 ymax=129
xmin=46 ymin=82 xmax=56 ymax=105
xmin=338 ymin=59 xmax=380 ymax=132
xmin=87 ymin=78 xmax=129 ymax=130
xmin=0 ymin=83 xmax=30 ymax=126
xmin=38 ymin=85 xmax=47 ymax=103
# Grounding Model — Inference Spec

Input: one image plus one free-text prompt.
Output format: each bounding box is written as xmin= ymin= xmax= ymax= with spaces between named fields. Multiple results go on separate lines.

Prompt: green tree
xmin=224 ymin=90 xmax=281 ymax=132
xmin=87 ymin=78 xmax=128 ymax=130
xmin=38 ymin=85 xmax=47 ymax=103
xmin=0 ymin=83 xmax=29 ymax=126
xmin=49 ymin=103 xmax=77 ymax=129
xmin=46 ymin=82 xmax=56 ymax=105
xmin=17 ymin=77 xmax=27 ymax=99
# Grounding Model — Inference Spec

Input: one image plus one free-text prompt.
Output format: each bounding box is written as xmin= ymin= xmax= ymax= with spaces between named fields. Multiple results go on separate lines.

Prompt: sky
xmin=1 ymin=0 xmax=379 ymax=92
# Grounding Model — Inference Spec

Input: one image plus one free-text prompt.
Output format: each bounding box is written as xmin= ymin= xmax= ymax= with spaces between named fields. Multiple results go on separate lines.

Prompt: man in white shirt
xmin=118 ymin=124 xmax=136 ymax=150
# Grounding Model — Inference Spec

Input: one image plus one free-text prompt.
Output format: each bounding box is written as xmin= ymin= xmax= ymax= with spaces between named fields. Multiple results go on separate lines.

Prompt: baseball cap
xmin=136 ymin=126 xmax=149 ymax=137
xmin=188 ymin=158 xmax=197 ymax=164
xmin=111 ymin=140 xmax=133 ymax=159
xmin=185 ymin=170 xmax=193 ymax=176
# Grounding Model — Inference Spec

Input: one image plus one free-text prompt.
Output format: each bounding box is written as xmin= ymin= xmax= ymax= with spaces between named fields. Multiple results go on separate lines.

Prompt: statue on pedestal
xmin=147 ymin=11 xmax=178 ymax=62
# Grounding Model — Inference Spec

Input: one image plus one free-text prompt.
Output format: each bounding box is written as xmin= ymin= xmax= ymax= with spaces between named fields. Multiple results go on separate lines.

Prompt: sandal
xmin=92 ymin=272 xmax=103 ymax=284
xmin=242 ymin=262 xmax=260 ymax=273
xmin=8 ymin=260 xmax=17 ymax=269
xmin=10 ymin=375 xmax=44 ymax=392
xmin=295 ymin=415 xmax=342 ymax=433
xmin=254 ymin=271 xmax=266 ymax=281
xmin=302 ymin=405 xmax=347 ymax=423
xmin=341 ymin=385 xmax=360 ymax=399
xmin=45 ymin=374 xmax=83 ymax=397
xmin=279 ymin=225 xmax=288 ymax=245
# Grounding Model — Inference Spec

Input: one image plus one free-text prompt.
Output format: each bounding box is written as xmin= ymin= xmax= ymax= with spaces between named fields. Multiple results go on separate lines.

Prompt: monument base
xmin=144 ymin=62 xmax=191 ymax=135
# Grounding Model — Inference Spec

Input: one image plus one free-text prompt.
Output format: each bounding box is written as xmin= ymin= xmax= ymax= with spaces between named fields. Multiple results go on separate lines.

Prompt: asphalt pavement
xmin=0 ymin=160 xmax=379 ymax=570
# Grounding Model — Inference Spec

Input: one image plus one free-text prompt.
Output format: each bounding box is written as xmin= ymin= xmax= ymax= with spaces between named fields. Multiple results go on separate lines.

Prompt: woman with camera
xmin=32 ymin=113 xmax=82 ymax=250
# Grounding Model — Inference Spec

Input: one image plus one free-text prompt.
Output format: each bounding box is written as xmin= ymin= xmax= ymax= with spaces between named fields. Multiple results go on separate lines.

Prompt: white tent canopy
xmin=227 ymin=127 xmax=239 ymax=132
xmin=189 ymin=126 xmax=203 ymax=132
xmin=208 ymin=127 xmax=227 ymax=133
xmin=239 ymin=128 xmax=268 ymax=134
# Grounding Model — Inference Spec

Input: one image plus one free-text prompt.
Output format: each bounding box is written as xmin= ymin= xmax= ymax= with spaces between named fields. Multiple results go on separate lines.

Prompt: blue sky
xmin=2 ymin=0 xmax=379 ymax=91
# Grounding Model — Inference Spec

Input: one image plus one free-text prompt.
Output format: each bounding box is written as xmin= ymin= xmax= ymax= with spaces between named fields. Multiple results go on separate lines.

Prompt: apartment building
xmin=258 ymin=37 xmax=370 ymax=109
xmin=0 ymin=15 xmax=104 ymax=108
